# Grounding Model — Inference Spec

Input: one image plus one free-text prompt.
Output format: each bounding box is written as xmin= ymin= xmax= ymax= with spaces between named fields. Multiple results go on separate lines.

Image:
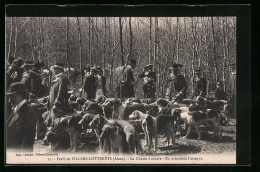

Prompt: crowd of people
xmin=5 ymin=56 xmax=236 ymax=153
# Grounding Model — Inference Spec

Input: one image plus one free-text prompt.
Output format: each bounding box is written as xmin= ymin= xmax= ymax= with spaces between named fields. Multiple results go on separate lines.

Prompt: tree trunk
xmin=7 ymin=17 xmax=13 ymax=61
xmin=137 ymin=18 xmax=141 ymax=65
xmin=175 ymin=17 xmax=179 ymax=63
xmin=149 ymin=17 xmax=152 ymax=64
xmin=88 ymin=17 xmax=91 ymax=66
xmin=222 ymin=17 xmax=227 ymax=91
xmin=153 ymin=17 xmax=158 ymax=71
xmin=126 ymin=17 xmax=133 ymax=64
xmin=77 ymin=17 xmax=83 ymax=85
xmin=119 ymin=17 xmax=124 ymax=66
xmin=66 ymin=17 xmax=71 ymax=76
xmin=103 ymin=17 xmax=107 ymax=76
xmin=13 ymin=17 xmax=18 ymax=59
xmin=30 ymin=18 xmax=35 ymax=61
xmin=211 ymin=17 xmax=219 ymax=83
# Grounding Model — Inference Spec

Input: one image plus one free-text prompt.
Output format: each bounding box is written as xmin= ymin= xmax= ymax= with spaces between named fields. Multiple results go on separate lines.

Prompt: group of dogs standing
xmin=32 ymin=95 xmax=229 ymax=155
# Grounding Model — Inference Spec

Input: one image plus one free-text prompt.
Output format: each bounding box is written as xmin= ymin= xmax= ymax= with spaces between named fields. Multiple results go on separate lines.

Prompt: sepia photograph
xmin=5 ymin=8 xmax=241 ymax=164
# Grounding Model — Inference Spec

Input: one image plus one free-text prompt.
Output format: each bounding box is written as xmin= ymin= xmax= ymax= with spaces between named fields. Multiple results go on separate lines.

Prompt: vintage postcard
xmin=5 ymin=5 xmax=246 ymax=165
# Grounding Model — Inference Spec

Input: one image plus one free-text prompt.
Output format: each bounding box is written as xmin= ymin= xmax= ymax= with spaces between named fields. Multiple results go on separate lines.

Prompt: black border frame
xmin=2 ymin=2 xmax=252 ymax=169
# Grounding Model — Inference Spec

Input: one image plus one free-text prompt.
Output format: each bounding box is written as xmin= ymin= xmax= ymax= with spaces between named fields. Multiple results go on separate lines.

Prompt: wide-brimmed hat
xmin=11 ymin=58 xmax=24 ymax=67
xmin=96 ymin=66 xmax=102 ymax=72
xmin=6 ymin=82 xmax=26 ymax=95
xmin=21 ymin=60 xmax=34 ymax=68
xmin=172 ymin=63 xmax=183 ymax=69
xmin=144 ymin=64 xmax=153 ymax=69
xmin=217 ymin=81 xmax=223 ymax=86
xmin=90 ymin=67 xmax=97 ymax=72
xmin=50 ymin=63 xmax=64 ymax=70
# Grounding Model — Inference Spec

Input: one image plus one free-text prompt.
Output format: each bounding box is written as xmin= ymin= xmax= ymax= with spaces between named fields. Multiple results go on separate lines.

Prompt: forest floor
xmin=34 ymin=119 xmax=236 ymax=156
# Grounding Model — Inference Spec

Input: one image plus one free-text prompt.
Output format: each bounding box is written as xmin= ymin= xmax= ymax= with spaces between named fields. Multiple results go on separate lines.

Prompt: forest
xmin=5 ymin=17 xmax=236 ymax=98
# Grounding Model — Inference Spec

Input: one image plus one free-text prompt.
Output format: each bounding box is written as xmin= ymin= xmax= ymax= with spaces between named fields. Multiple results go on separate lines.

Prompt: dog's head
xmin=102 ymin=98 xmax=122 ymax=109
xmin=78 ymin=113 xmax=94 ymax=128
xmin=76 ymin=97 xmax=86 ymax=106
xmin=129 ymin=110 xmax=143 ymax=120
xmin=195 ymin=96 xmax=207 ymax=106
xmin=156 ymin=98 xmax=170 ymax=108
xmin=89 ymin=114 xmax=105 ymax=129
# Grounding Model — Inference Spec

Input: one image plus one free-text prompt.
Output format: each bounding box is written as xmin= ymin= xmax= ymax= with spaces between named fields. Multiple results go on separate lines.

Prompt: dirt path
xmin=33 ymin=119 xmax=236 ymax=155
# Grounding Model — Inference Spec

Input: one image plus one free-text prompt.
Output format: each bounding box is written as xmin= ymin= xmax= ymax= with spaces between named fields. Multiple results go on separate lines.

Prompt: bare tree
xmin=211 ymin=17 xmax=219 ymax=82
xmin=126 ymin=17 xmax=133 ymax=64
xmin=76 ymin=17 xmax=83 ymax=85
xmin=13 ymin=17 xmax=18 ymax=58
xmin=66 ymin=17 xmax=71 ymax=76
xmin=119 ymin=17 xmax=124 ymax=66
xmin=7 ymin=17 xmax=13 ymax=60
xmin=149 ymin=17 xmax=152 ymax=64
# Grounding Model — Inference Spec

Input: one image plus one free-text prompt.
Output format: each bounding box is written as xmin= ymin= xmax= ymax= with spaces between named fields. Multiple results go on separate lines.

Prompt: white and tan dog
xmin=129 ymin=110 xmax=158 ymax=154
xmin=172 ymin=107 xmax=222 ymax=140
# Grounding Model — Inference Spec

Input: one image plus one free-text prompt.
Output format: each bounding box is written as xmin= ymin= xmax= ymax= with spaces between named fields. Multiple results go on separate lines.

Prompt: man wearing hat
xmin=95 ymin=66 xmax=106 ymax=99
xmin=20 ymin=60 xmax=43 ymax=98
xmin=166 ymin=63 xmax=187 ymax=102
xmin=6 ymin=82 xmax=37 ymax=151
xmin=215 ymin=81 xmax=228 ymax=100
xmin=121 ymin=59 xmax=136 ymax=98
xmin=49 ymin=63 xmax=73 ymax=114
xmin=138 ymin=64 xmax=156 ymax=98
xmin=194 ymin=67 xmax=207 ymax=98
xmin=6 ymin=58 xmax=24 ymax=87
xmin=83 ymin=67 xmax=97 ymax=100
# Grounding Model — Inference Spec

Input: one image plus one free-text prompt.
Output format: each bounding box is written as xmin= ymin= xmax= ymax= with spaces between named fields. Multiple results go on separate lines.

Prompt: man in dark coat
xmin=6 ymin=82 xmax=37 ymax=152
xmin=139 ymin=64 xmax=156 ymax=98
xmin=215 ymin=81 xmax=228 ymax=100
xmin=83 ymin=67 xmax=97 ymax=100
xmin=166 ymin=63 xmax=187 ymax=102
xmin=20 ymin=60 xmax=42 ymax=98
xmin=6 ymin=58 xmax=24 ymax=88
xmin=194 ymin=67 xmax=207 ymax=98
xmin=121 ymin=59 xmax=136 ymax=98
xmin=95 ymin=66 xmax=106 ymax=98
xmin=48 ymin=63 xmax=73 ymax=114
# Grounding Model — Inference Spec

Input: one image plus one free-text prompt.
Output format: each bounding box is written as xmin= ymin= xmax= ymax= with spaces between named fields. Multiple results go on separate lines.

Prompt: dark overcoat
xmin=121 ymin=65 xmax=135 ymax=98
xmin=20 ymin=70 xmax=42 ymax=97
xmin=49 ymin=73 xmax=70 ymax=109
xmin=6 ymin=100 xmax=37 ymax=151
xmin=194 ymin=77 xmax=207 ymax=97
xmin=83 ymin=74 xmax=97 ymax=100
xmin=166 ymin=74 xmax=187 ymax=100
xmin=139 ymin=71 xmax=156 ymax=98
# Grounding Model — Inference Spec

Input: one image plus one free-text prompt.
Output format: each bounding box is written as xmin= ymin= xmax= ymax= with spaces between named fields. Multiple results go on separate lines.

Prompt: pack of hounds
xmin=32 ymin=95 xmax=229 ymax=155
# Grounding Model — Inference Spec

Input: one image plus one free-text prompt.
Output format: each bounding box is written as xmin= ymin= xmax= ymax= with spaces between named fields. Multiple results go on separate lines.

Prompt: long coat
xmin=121 ymin=65 xmax=135 ymax=98
xmin=194 ymin=77 xmax=207 ymax=97
xmin=83 ymin=74 xmax=97 ymax=100
xmin=139 ymin=71 xmax=156 ymax=98
xmin=20 ymin=70 xmax=42 ymax=98
xmin=166 ymin=74 xmax=187 ymax=101
xmin=6 ymin=100 xmax=37 ymax=151
xmin=49 ymin=73 xmax=70 ymax=109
